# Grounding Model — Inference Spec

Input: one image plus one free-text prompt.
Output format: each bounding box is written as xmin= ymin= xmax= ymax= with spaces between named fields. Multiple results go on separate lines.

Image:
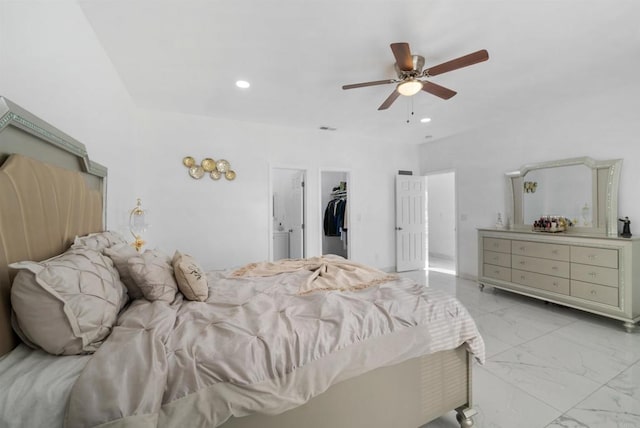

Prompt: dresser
xmin=478 ymin=229 xmax=640 ymax=331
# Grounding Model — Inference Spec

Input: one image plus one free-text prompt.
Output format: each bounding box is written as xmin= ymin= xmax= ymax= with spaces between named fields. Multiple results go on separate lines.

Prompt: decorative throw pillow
xmin=172 ymin=251 xmax=208 ymax=302
xmin=104 ymin=243 xmax=144 ymax=299
xmin=72 ymin=230 xmax=128 ymax=252
xmin=9 ymin=247 xmax=128 ymax=355
xmin=127 ymin=249 xmax=178 ymax=303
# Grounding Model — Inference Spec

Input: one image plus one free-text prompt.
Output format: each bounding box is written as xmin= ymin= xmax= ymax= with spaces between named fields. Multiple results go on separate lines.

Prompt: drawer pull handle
xmin=520 ymin=261 xmax=525 ymax=265
xmin=520 ymin=275 xmax=525 ymax=280
xmin=552 ymin=250 xmax=558 ymax=254
xmin=589 ymin=272 xmax=598 ymax=277
xmin=588 ymin=254 xmax=597 ymax=260
xmin=553 ymin=282 xmax=558 ymax=286
xmin=520 ymin=246 xmax=525 ymax=251
xmin=552 ymin=266 xmax=558 ymax=270
xmin=590 ymin=290 xmax=597 ymax=295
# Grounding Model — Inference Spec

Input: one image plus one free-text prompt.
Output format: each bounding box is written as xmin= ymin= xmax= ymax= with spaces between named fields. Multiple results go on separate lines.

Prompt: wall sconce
xmin=524 ymin=181 xmax=538 ymax=193
xmin=182 ymin=156 xmax=236 ymax=181
xmin=129 ymin=198 xmax=148 ymax=252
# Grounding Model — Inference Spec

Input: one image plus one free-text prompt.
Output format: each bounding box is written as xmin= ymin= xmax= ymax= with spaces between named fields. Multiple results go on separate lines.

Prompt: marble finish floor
xmin=397 ymin=269 xmax=640 ymax=428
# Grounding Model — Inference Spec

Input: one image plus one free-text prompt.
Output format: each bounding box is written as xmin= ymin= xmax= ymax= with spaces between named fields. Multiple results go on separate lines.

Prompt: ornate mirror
xmin=506 ymin=157 xmax=622 ymax=236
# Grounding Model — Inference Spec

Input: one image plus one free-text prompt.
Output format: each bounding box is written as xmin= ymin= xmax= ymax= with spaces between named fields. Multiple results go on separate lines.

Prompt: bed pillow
xmin=103 ymin=243 xmax=144 ymax=299
xmin=72 ymin=230 xmax=128 ymax=252
xmin=9 ymin=247 xmax=128 ymax=355
xmin=128 ymin=249 xmax=178 ymax=303
xmin=172 ymin=251 xmax=208 ymax=302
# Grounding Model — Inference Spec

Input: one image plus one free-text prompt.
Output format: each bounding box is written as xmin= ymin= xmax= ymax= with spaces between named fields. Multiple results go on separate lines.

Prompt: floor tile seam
xmin=485 ymin=325 xmax=617 ymax=383
xmin=476 ymin=365 xmax=568 ymax=415
xmin=542 ymin=412 xmax=590 ymax=428
xmin=604 ymin=356 xmax=640 ymax=403
xmin=567 ymin=382 xmax=640 ymax=414
xmin=481 ymin=360 xmax=602 ymax=415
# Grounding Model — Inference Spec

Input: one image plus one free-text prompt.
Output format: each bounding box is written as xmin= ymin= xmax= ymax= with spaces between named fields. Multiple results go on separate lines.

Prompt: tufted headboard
xmin=0 ymin=96 xmax=107 ymax=357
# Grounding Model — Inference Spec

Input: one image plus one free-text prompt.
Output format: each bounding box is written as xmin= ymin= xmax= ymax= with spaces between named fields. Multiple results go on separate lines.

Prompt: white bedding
xmin=0 ymin=262 xmax=484 ymax=428
xmin=66 ymin=267 xmax=484 ymax=427
xmin=0 ymin=344 xmax=90 ymax=428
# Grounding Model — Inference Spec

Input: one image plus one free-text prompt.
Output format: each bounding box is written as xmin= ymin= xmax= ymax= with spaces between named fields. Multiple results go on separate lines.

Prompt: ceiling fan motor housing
xmin=395 ymin=55 xmax=425 ymax=78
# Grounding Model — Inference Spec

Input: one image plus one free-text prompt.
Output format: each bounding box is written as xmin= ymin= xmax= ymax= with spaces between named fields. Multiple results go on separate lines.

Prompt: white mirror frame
xmin=506 ymin=157 xmax=622 ymax=236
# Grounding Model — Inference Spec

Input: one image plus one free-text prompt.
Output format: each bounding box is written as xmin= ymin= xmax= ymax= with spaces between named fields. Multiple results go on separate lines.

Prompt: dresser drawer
xmin=512 ymin=255 xmax=570 ymax=278
xmin=571 ymin=280 xmax=619 ymax=306
xmin=571 ymin=246 xmax=618 ymax=269
xmin=484 ymin=250 xmax=511 ymax=268
xmin=483 ymin=238 xmax=511 ymax=254
xmin=512 ymin=240 xmax=570 ymax=261
xmin=571 ymin=263 xmax=618 ymax=288
xmin=512 ymin=269 xmax=570 ymax=295
xmin=483 ymin=264 xmax=511 ymax=282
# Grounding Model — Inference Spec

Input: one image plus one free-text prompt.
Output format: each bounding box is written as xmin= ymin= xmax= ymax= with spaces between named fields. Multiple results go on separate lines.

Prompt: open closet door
xmin=395 ymin=175 xmax=427 ymax=272
xmin=321 ymin=171 xmax=349 ymax=259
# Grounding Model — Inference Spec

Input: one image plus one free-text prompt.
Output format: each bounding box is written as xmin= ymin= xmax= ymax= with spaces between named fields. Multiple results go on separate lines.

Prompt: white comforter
xmin=65 ymin=268 xmax=484 ymax=428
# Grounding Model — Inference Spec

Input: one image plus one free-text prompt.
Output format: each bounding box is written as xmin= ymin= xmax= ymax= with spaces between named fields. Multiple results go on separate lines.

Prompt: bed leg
xmin=455 ymin=406 xmax=477 ymax=428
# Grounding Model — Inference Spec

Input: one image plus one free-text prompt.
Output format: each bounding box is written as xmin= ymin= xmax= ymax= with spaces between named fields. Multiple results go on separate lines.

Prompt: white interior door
xmin=395 ymin=175 xmax=428 ymax=272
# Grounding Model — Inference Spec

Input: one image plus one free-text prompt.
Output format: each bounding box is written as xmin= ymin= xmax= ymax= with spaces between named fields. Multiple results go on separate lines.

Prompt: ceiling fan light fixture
xmin=397 ymin=79 xmax=423 ymax=96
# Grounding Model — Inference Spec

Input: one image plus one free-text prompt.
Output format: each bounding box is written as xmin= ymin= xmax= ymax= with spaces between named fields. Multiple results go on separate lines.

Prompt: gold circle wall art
xmin=182 ymin=156 xmax=196 ymax=168
xmin=201 ymin=158 xmax=216 ymax=172
xmin=182 ymin=156 xmax=236 ymax=182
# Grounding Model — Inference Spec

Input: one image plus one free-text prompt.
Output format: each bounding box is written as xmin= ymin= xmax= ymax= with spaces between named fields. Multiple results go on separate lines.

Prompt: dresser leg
xmin=478 ymin=283 xmax=485 ymax=292
xmin=623 ymin=321 xmax=637 ymax=333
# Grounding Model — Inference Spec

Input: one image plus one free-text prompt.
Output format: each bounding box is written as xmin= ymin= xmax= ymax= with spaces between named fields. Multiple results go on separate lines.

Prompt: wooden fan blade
xmin=390 ymin=42 xmax=414 ymax=71
xmin=378 ymin=90 xmax=400 ymax=110
xmin=425 ymin=49 xmax=489 ymax=77
xmin=342 ymin=79 xmax=396 ymax=90
xmin=421 ymin=81 xmax=457 ymax=100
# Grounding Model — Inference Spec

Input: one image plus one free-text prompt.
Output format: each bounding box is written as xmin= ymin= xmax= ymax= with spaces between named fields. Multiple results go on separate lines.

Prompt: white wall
xmin=0 ymin=1 xmax=420 ymax=272
xmin=419 ymin=84 xmax=640 ymax=279
xmin=0 ymin=0 xmax=139 ymax=232
xmin=138 ymin=110 xmax=419 ymax=271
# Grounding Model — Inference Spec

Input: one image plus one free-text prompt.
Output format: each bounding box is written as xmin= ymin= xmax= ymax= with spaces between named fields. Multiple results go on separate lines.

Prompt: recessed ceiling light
xmin=235 ymin=80 xmax=250 ymax=89
xmin=420 ymin=117 xmax=432 ymax=123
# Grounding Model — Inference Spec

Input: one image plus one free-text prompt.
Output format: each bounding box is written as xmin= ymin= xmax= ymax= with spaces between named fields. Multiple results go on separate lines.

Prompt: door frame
xmin=424 ymin=169 xmax=458 ymax=275
xmin=269 ymin=165 xmax=308 ymax=261
xmin=319 ymin=168 xmax=352 ymax=259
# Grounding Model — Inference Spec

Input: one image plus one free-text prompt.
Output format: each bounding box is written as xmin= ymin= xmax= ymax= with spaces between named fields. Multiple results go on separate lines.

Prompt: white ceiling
xmin=78 ymin=0 xmax=640 ymax=144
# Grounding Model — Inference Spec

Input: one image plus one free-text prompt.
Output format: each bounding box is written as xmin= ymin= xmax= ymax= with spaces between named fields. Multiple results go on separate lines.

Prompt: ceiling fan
xmin=342 ymin=43 xmax=489 ymax=110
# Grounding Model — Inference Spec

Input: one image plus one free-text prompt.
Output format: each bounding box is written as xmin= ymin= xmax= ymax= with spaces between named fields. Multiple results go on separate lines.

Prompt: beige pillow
xmin=104 ymin=243 xmax=144 ymax=299
xmin=10 ymin=248 xmax=128 ymax=355
xmin=72 ymin=230 xmax=128 ymax=252
xmin=128 ymin=249 xmax=178 ymax=303
xmin=172 ymin=251 xmax=208 ymax=302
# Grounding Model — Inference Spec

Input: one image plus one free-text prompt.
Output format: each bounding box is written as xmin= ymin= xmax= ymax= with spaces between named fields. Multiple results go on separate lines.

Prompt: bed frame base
xmin=220 ymin=346 xmax=474 ymax=428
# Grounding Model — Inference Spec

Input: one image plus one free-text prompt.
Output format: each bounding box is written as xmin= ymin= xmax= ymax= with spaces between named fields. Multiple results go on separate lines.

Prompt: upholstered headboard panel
xmin=0 ymin=96 xmax=106 ymax=356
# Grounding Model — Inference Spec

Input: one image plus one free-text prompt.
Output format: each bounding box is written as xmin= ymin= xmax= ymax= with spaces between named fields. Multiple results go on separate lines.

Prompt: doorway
xmin=320 ymin=170 xmax=350 ymax=259
xmin=426 ymin=171 xmax=457 ymax=275
xmin=271 ymin=168 xmax=306 ymax=261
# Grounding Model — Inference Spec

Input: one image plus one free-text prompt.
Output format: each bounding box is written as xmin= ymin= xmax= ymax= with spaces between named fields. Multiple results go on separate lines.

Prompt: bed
xmin=0 ymin=96 xmax=484 ymax=428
